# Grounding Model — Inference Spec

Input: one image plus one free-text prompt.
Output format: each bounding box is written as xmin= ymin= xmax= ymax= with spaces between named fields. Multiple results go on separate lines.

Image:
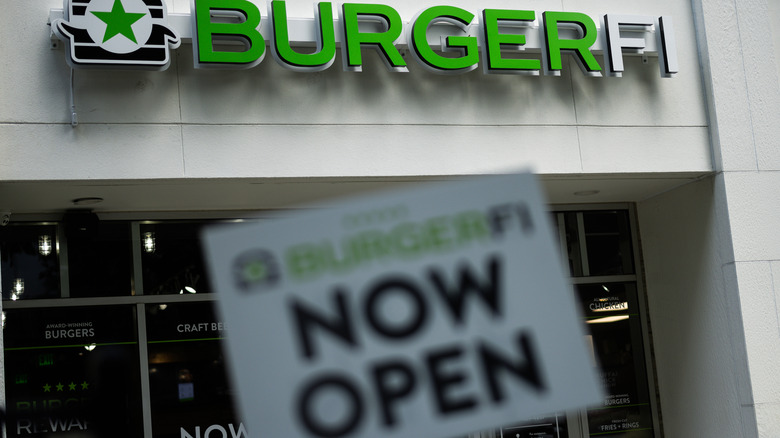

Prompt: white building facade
xmin=1 ymin=0 xmax=779 ymax=436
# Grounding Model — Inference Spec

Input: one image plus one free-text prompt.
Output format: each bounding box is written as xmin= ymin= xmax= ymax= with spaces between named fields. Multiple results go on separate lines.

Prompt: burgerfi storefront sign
xmin=51 ymin=0 xmax=678 ymax=77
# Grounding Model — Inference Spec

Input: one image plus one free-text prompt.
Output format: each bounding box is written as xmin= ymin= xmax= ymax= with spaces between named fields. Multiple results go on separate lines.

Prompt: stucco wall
xmin=725 ymin=171 xmax=780 ymax=435
xmin=638 ymin=176 xmax=757 ymax=436
xmin=771 ymin=1 xmax=780 ymax=84
xmin=668 ymin=0 xmax=780 ymax=435
xmin=0 ymin=0 xmax=709 ymax=183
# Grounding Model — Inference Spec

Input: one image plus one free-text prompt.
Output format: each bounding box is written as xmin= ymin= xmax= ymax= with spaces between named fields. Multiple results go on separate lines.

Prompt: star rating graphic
xmin=91 ymin=0 xmax=146 ymax=44
xmin=43 ymin=381 xmax=90 ymax=392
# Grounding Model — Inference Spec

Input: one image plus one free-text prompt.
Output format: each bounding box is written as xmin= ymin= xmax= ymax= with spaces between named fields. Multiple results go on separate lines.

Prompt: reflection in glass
xmin=555 ymin=212 xmax=583 ymax=277
xmin=141 ymin=223 xmax=211 ymax=295
xmin=497 ymin=413 xmax=568 ymax=437
xmin=1 ymin=211 xmax=657 ymax=438
xmin=582 ymin=211 xmax=634 ymax=276
xmin=12 ymin=278 xmax=24 ymax=300
xmin=145 ymin=302 xmax=240 ymax=437
xmin=66 ymin=219 xmax=133 ymax=297
xmin=1 ymin=224 xmax=60 ymax=300
xmin=3 ymin=306 xmax=143 ymax=438
xmin=38 ymin=235 xmax=53 ymax=256
xmin=555 ymin=211 xmax=635 ymax=278
xmin=577 ymin=283 xmax=654 ymax=437
xmin=143 ymin=232 xmax=156 ymax=253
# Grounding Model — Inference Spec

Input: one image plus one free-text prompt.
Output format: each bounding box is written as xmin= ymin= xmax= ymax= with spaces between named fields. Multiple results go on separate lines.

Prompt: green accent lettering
xmin=482 ymin=9 xmax=540 ymax=73
xmin=285 ymin=210 xmax=491 ymax=282
xmin=193 ymin=0 xmax=264 ymax=67
xmin=341 ymin=3 xmax=407 ymax=72
xmin=410 ymin=6 xmax=478 ymax=73
xmin=543 ymin=11 xmax=601 ymax=74
xmin=272 ymin=1 xmax=336 ymax=70
xmin=286 ymin=243 xmax=324 ymax=280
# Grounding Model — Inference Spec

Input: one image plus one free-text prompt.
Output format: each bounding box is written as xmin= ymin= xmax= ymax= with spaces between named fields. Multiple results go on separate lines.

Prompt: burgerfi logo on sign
xmin=52 ymin=0 xmax=679 ymax=77
xmin=52 ymin=0 xmax=180 ymax=69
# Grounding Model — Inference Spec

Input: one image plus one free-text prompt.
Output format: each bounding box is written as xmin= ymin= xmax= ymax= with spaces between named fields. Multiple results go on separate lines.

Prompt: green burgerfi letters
xmin=193 ymin=0 xmax=265 ymax=67
xmin=187 ymin=0 xmax=678 ymax=77
xmin=271 ymin=1 xmax=336 ymax=71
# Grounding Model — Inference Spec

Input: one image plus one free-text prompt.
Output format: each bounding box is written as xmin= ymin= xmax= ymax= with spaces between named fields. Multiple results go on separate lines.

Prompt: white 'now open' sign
xmin=203 ymin=173 xmax=601 ymax=438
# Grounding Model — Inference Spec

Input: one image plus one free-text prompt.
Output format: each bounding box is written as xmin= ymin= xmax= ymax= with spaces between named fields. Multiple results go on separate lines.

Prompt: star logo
xmin=56 ymin=383 xmax=64 ymax=392
xmin=91 ymin=0 xmax=146 ymax=44
xmin=52 ymin=0 xmax=180 ymax=70
xmin=43 ymin=383 xmax=52 ymax=393
xmin=68 ymin=382 xmax=77 ymax=391
xmin=81 ymin=381 xmax=90 ymax=390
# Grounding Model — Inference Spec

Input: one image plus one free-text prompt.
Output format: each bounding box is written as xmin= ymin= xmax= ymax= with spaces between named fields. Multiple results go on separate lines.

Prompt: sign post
xmin=202 ymin=173 xmax=602 ymax=438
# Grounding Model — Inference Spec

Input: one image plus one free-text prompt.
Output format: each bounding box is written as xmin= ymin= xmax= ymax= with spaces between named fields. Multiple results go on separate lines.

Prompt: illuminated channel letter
xmin=341 ymin=3 xmax=407 ymax=72
xmin=481 ymin=9 xmax=540 ymax=75
xmin=604 ymin=15 xmax=654 ymax=77
xmin=270 ymin=1 xmax=336 ymax=72
xmin=658 ymin=16 xmax=679 ymax=78
xmin=408 ymin=6 xmax=478 ymax=74
xmin=192 ymin=0 xmax=265 ymax=68
xmin=542 ymin=11 xmax=601 ymax=76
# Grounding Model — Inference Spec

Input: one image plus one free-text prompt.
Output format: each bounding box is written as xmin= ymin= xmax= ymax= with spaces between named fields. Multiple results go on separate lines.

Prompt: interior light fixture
xmin=11 ymin=279 xmax=24 ymax=301
xmin=71 ymin=197 xmax=104 ymax=206
xmin=143 ymin=232 xmax=156 ymax=253
xmin=587 ymin=315 xmax=630 ymax=324
xmin=84 ymin=344 xmax=97 ymax=352
xmin=39 ymin=235 xmax=53 ymax=256
xmin=574 ymin=190 xmax=600 ymax=196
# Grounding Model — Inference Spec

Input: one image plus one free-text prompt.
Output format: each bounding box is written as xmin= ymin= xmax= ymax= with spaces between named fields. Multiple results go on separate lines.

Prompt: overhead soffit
xmin=0 ymin=173 xmax=711 ymax=220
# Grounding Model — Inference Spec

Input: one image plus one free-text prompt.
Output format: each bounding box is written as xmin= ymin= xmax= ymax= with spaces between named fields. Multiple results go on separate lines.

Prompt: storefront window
xmin=141 ymin=223 xmax=212 ymax=295
xmin=497 ymin=413 xmax=568 ymax=437
xmin=0 ymin=224 xmax=60 ymax=300
xmin=1 ymin=208 xmax=658 ymax=438
xmin=145 ymin=302 xmax=241 ymax=437
xmin=579 ymin=282 xmax=654 ymax=437
xmin=555 ymin=211 xmax=634 ymax=278
xmin=65 ymin=216 xmax=133 ymax=297
xmin=582 ymin=211 xmax=634 ymax=276
xmin=3 ymin=306 xmax=143 ymax=437
xmin=555 ymin=212 xmax=583 ymax=277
